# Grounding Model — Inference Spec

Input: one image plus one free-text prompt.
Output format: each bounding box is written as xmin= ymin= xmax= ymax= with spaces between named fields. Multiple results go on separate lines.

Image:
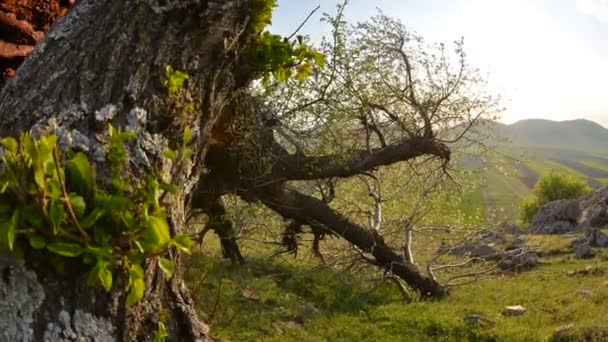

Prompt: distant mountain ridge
xmin=491 ymin=118 xmax=608 ymax=152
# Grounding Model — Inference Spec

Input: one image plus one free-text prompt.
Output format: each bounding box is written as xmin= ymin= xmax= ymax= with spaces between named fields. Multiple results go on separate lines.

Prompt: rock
xmin=551 ymin=323 xmax=575 ymax=342
xmin=529 ymin=199 xmax=582 ymax=234
xmin=580 ymin=185 xmax=608 ymax=228
xmin=479 ymin=231 xmax=503 ymax=243
xmin=240 ymin=288 xmax=260 ymax=301
xmin=0 ymin=254 xmax=46 ymax=342
xmin=502 ymin=223 xmax=523 ymax=236
xmin=576 ymin=289 xmax=593 ymax=298
xmin=447 ymin=241 xmax=498 ymax=260
xmin=302 ymin=303 xmax=320 ymax=317
xmin=572 ymin=229 xmax=608 ymax=248
xmin=502 ymin=305 xmax=527 ymax=316
xmin=506 ymin=236 xmax=525 ymax=250
xmin=590 ymin=229 xmax=608 ymax=247
xmin=575 ymin=244 xmax=595 ymax=259
xmin=497 ymin=249 xmax=538 ymax=271
xmin=463 ymin=314 xmax=495 ymax=327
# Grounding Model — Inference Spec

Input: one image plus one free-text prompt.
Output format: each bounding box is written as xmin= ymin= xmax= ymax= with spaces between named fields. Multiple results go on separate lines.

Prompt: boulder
xmin=505 ymin=236 xmax=525 ymax=250
xmin=463 ymin=314 xmax=495 ymax=327
xmin=502 ymin=305 xmax=526 ymax=316
xmin=446 ymin=241 xmax=498 ymax=260
xmin=576 ymin=289 xmax=593 ymax=298
xmin=497 ymin=248 xmax=538 ymax=271
xmin=590 ymin=229 xmax=608 ymax=247
xmin=529 ymin=199 xmax=582 ymax=234
xmin=575 ymin=244 xmax=595 ymax=259
xmin=551 ymin=324 xmax=575 ymax=342
xmin=571 ymin=229 xmax=608 ymax=248
xmin=580 ymin=186 xmax=608 ymax=228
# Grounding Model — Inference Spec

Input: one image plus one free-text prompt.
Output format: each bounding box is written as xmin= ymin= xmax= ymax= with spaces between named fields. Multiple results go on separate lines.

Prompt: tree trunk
xmin=0 ymin=0 xmax=252 ymax=340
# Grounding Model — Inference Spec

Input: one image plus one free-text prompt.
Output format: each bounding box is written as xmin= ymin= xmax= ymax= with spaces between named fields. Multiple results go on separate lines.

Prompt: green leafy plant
xmin=0 ymin=128 xmax=193 ymax=307
xmin=248 ymin=0 xmax=325 ymax=83
xmin=519 ymin=170 xmax=591 ymax=225
xmin=163 ymin=65 xmax=190 ymax=95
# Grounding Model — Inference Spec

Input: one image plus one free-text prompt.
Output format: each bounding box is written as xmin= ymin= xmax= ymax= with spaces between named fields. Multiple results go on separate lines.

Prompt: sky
xmin=270 ymin=0 xmax=608 ymax=127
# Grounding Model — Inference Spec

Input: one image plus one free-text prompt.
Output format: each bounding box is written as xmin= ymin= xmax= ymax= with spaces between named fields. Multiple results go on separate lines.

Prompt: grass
xmin=481 ymin=162 xmax=531 ymax=220
xmin=186 ymin=231 xmax=608 ymax=341
xmin=576 ymin=159 xmax=608 ymax=173
xmin=526 ymin=160 xmax=588 ymax=180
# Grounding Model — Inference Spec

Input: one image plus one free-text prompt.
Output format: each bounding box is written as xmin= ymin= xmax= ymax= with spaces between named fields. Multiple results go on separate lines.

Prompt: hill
xmin=471 ymin=118 xmax=608 ymax=221
xmin=494 ymin=118 xmax=608 ymax=152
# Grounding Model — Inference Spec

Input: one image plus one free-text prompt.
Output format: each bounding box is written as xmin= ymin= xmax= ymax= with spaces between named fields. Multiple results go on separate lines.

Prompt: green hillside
xmin=477 ymin=119 xmax=608 ymax=220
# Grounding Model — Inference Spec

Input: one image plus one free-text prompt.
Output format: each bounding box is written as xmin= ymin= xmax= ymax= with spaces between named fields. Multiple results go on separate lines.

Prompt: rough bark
xmin=0 ymin=0 xmax=252 ymax=340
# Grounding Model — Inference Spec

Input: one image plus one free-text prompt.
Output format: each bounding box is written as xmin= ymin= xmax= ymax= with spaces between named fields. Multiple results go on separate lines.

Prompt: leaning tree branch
xmin=272 ymin=137 xmax=451 ymax=181
xmin=250 ymin=185 xmax=446 ymax=298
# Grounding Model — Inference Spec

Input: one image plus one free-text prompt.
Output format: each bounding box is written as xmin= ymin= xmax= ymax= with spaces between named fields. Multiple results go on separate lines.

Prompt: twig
xmin=52 ymin=149 xmax=90 ymax=242
xmin=286 ymin=6 xmax=321 ymax=41
xmin=206 ymin=279 xmax=223 ymax=324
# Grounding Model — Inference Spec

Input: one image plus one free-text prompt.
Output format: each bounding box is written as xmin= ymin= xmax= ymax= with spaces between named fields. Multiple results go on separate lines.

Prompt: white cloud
xmin=576 ymin=0 xmax=608 ymax=22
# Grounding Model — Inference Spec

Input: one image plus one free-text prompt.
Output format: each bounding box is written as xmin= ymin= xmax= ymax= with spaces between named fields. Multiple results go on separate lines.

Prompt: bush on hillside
xmin=519 ymin=170 xmax=590 ymax=226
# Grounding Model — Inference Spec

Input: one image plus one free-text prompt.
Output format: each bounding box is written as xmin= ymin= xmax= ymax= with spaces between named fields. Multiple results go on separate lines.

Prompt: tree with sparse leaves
xmin=0 ymin=0 xmax=498 ymax=340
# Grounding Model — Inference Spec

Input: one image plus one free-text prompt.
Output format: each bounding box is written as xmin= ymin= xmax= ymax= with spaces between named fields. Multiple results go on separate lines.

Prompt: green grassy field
xmin=186 ymin=233 xmax=608 ymax=341
xmin=182 ymin=141 xmax=608 ymax=341
xmin=478 ymin=145 xmax=608 ymax=221
xmin=577 ymin=159 xmax=608 ymax=173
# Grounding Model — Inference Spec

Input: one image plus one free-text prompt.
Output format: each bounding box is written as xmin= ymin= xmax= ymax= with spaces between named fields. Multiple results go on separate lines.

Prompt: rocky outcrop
xmin=579 ymin=186 xmax=608 ymax=228
xmin=527 ymin=187 xmax=608 ymax=235
xmin=529 ymin=199 xmax=582 ymax=234
xmin=575 ymin=244 xmax=595 ymax=259
xmin=571 ymin=228 xmax=608 ymax=251
xmin=496 ymin=248 xmax=538 ymax=271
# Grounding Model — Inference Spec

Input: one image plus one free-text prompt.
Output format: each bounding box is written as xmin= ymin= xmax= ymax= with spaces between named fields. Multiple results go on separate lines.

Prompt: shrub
xmin=519 ymin=170 xmax=590 ymax=225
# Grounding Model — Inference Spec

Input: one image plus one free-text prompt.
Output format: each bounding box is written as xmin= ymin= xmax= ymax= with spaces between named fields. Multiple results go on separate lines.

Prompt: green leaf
xmin=47 ymin=241 xmax=83 ymax=257
xmin=162 ymin=148 xmax=176 ymax=161
xmin=99 ymin=266 xmax=113 ymax=292
xmin=153 ymin=322 xmax=169 ymax=342
xmin=7 ymin=209 xmax=18 ymax=251
xmin=172 ymin=234 xmax=192 ymax=254
xmin=183 ymin=127 xmax=193 ymax=146
xmin=43 ymin=160 xmax=56 ymax=176
xmin=69 ymin=194 xmax=86 ymax=218
xmin=34 ymin=168 xmax=46 ymax=190
xmin=49 ymin=200 xmax=64 ymax=235
xmin=22 ymin=204 xmax=43 ymax=228
xmin=126 ymin=264 xmax=145 ymax=308
xmin=80 ymin=208 xmax=106 ymax=228
xmin=65 ymin=152 xmax=94 ymax=197
xmin=158 ymin=258 xmax=174 ymax=280
xmin=140 ymin=216 xmax=171 ymax=253
xmin=130 ymin=263 xmax=145 ymax=280
xmin=29 ymin=235 xmax=46 ymax=250
xmin=95 ymin=194 xmax=131 ymax=212
xmin=126 ymin=278 xmax=145 ymax=308
xmin=1 ymin=137 xmax=18 ymax=153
